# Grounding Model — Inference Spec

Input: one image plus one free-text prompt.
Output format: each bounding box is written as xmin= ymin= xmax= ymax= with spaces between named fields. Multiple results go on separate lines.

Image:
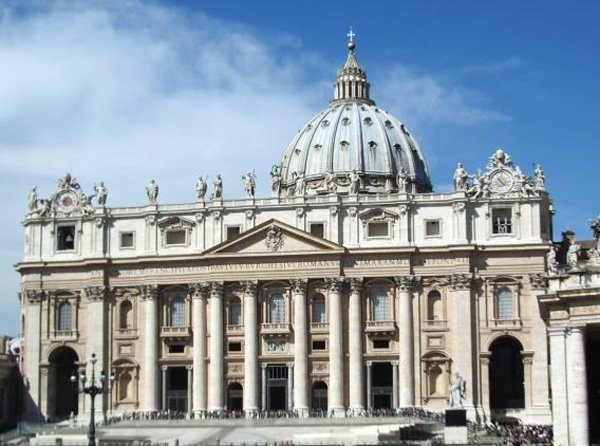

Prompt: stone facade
xmin=17 ymin=38 xmax=554 ymax=426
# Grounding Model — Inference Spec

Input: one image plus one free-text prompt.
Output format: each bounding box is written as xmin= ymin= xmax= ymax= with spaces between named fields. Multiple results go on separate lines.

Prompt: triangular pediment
xmin=358 ymin=207 xmax=398 ymax=222
xmin=157 ymin=216 xmax=195 ymax=231
xmin=204 ymin=219 xmax=345 ymax=256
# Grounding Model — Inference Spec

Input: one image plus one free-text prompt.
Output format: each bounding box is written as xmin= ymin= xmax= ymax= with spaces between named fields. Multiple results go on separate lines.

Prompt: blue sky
xmin=1 ymin=0 xmax=599 ymax=335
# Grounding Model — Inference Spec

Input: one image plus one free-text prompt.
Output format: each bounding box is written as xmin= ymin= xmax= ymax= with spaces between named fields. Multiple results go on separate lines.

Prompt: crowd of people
xmin=486 ymin=423 xmax=553 ymax=445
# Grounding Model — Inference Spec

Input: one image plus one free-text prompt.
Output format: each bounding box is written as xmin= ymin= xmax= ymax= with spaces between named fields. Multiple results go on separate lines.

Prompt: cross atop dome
xmin=334 ymin=28 xmax=372 ymax=103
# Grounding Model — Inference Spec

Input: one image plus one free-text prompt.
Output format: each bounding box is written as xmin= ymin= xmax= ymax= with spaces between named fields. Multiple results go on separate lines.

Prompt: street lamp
xmin=71 ymin=353 xmax=115 ymax=446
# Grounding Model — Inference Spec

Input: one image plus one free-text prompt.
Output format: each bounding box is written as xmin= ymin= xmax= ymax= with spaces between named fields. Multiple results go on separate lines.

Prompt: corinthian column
xmin=208 ymin=282 xmax=224 ymax=412
xmin=348 ymin=278 xmax=364 ymax=414
xmin=292 ymin=279 xmax=309 ymax=416
xmin=84 ymin=285 xmax=109 ymax=417
xmin=141 ymin=285 xmax=159 ymax=411
xmin=395 ymin=276 xmax=415 ymax=407
xmin=243 ymin=281 xmax=259 ymax=417
xmin=327 ymin=277 xmax=345 ymax=416
xmin=566 ymin=325 xmax=589 ymax=446
xmin=24 ymin=290 xmax=43 ymax=419
xmin=190 ymin=283 xmax=208 ymax=415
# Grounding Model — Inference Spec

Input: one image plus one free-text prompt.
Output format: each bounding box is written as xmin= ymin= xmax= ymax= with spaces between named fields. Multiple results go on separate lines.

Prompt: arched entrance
xmin=47 ymin=346 xmax=79 ymax=420
xmin=227 ymin=382 xmax=243 ymax=412
xmin=311 ymin=381 xmax=327 ymax=413
xmin=489 ymin=336 xmax=524 ymax=409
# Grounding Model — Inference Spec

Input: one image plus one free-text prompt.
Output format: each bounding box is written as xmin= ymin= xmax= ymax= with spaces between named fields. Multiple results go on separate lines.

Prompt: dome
xmin=276 ymin=37 xmax=432 ymax=196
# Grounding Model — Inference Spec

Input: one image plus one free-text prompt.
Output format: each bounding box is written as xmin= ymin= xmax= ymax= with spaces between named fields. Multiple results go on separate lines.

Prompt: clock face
xmin=489 ymin=169 xmax=514 ymax=193
xmin=57 ymin=191 xmax=78 ymax=213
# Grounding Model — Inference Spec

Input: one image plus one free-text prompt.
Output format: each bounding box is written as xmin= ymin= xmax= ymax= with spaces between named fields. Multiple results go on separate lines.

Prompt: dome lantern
xmin=333 ymin=29 xmax=373 ymax=104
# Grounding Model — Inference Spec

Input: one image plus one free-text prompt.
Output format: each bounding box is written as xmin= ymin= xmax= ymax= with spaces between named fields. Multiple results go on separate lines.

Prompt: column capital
xmin=547 ymin=326 xmax=567 ymax=337
xmin=349 ymin=278 xmax=363 ymax=293
xmin=25 ymin=289 xmax=45 ymax=304
xmin=567 ymin=324 xmax=587 ymax=335
xmin=243 ymin=280 xmax=258 ymax=296
xmin=366 ymin=361 xmax=373 ymax=367
xmin=325 ymin=277 xmax=344 ymax=294
xmin=188 ymin=282 xmax=210 ymax=299
xmin=449 ymin=273 xmax=473 ymax=290
xmin=394 ymin=275 xmax=418 ymax=292
xmin=161 ymin=365 xmax=168 ymax=371
xmin=139 ymin=284 xmax=159 ymax=300
xmin=84 ymin=285 xmax=111 ymax=302
xmin=290 ymin=279 xmax=308 ymax=295
xmin=210 ymin=281 xmax=224 ymax=298
xmin=186 ymin=365 xmax=193 ymax=371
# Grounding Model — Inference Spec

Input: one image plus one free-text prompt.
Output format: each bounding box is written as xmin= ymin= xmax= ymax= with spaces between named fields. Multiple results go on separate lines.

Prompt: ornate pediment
xmin=204 ymin=219 xmax=345 ymax=256
xmin=27 ymin=173 xmax=96 ymax=219
xmin=358 ymin=208 xmax=398 ymax=226
xmin=157 ymin=216 xmax=195 ymax=232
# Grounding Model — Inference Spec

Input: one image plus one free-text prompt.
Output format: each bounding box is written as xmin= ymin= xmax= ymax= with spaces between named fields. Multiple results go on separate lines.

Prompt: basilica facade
xmin=17 ymin=39 xmax=555 ymax=427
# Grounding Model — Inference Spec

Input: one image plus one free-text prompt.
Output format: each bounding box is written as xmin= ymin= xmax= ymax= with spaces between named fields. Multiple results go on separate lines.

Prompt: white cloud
xmin=0 ymin=1 xmax=508 ymax=335
xmin=373 ymin=65 xmax=510 ymax=126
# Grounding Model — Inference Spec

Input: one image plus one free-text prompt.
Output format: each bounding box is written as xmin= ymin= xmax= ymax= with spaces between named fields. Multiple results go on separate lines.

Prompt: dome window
xmin=340 ymin=141 xmax=349 ymax=150
xmin=368 ymin=141 xmax=377 ymax=149
xmin=363 ymin=117 xmax=373 ymax=126
xmin=384 ymin=120 xmax=394 ymax=129
xmin=393 ymin=144 xmax=402 ymax=152
xmin=314 ymin=144 xmax=322 ymax=151
xmin=341 ymin=117 xmax=351 ymax=126
xmin=320 ymin=120 xmax=330 ymax=128
xmin=305 ymin=124 xmax=312 ymax=132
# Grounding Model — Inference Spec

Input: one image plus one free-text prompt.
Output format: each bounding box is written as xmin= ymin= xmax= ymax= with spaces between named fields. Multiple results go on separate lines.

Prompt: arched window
xmin=427 ymin=290 xmax=442 ymax=321
xmin=229 ymin=296 xmax=242 ymax=326
xmin=119 ymin=300 xmax=133 ymax=329
xmin=269 ymin=293 xmax=285 ymax=324
xmin=170 ymin=296 xmax=186 ymax=327
xmin=57 ymin=302 xmax=72 ymax=332
xmin=312 ymin=294 xmax=326 ymax=323
xmin=496 ymin=287 xmax=513 ymax=320
xmin=372 ymin=290 xmax=390 ymax=321
xmin=119 ymin=371 xmax=132 ymax=401
xmin=428 ymin=365 xmax=443 ymax=396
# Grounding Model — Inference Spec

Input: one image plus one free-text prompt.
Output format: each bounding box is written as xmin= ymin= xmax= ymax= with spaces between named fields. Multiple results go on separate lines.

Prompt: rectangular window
xmin=492 ymin=208 xmax=513 ymax=234
xmin=367 ymin=222 xmax=389 ymax=238
xmin=373 ymin=339 xmax=390 ymax=349
xmin=168 ymin=344 xmax=185 ymax=354
xmin=120 ymin=232 xmax=134 ymax=249
xmin=226 ymin=226 xmax=241 ymax=240
xmin=310 ymin=223 xmax=324 ymax=238
xmin=228 ymin=342 xmax=242 ymax=352
xmin=57 ymin=225 xmax=75 ymax=251
xmin=165 ymin=230 xmax=186 ymax=245
xmin=425 ymin=220 xmax=441 ymax=237
xmin=312 ymin=340 xmax=326 ymax=351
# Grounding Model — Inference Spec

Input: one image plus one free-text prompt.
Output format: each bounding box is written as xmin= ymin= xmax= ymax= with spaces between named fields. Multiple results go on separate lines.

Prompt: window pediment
xmin=157 ymin=216 xmax=195 ymax=232
xmin=358 ymin=208 xmax=398 ymax=226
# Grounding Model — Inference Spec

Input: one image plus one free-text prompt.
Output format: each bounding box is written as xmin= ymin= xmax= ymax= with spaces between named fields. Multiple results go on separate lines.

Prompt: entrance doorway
xmin=371 ymin=362 xmax=393 ymax=409
xmin=227 ymin=382 xmax=243 ymax=412
xmin=166 ymin=367 xmax=188 ymax=412
xmin=586 ymin=326 xmax=600 ymax=443
xmin=311 ymin=381 xmax=328 ymax=412
xmin=489 ymin=336 xmax=525 ymax=409
xmin=47 ymin=346 xmax=79 ymax=420
xmin=266 ymin=364 xmax=288 ymax=411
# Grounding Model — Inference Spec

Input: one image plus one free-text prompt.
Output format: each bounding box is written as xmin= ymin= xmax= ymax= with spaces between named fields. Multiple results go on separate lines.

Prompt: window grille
xmin=170 ymin=296 xmax=186 ymax=327
xmin=269 ymin=294 xmax=285 ymax=324
xmin=57 ymin=302 xmax=72 ymax=331
xmin=496 ymin=287 xmax=513 ymax=320
xmin=372 ymin=291 xmax=390 ymax=321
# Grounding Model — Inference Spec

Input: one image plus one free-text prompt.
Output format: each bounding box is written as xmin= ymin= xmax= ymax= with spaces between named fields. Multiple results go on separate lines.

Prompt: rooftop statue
xmin=27 ymin=187 xmax=38 ymax=214
xmin=453 ymin=163 xmax=469 ymax=192
xmin=350 ymin=169 xmax=360 ymax=194
xmin=212 ymin=174 xmax=223 ymax=200
xmin=534 ymin=165 xmax=546 ymax=192
xmin=196 ymin=176 xmax=207 ymax=201
xmin=449 ymin=372 xmax=466 ymax=408
xmin=95 ymin=182 xmax=108 ymax=206
xmin=270 ymin=165 xmax=281 ymax=197
xmin=243 ymin=171 xmax=256 ymax=198
xmin=147 ymin=179 xmax=159 ymax=204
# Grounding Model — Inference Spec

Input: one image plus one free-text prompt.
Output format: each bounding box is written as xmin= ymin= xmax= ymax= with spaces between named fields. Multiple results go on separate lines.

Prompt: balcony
xmin=365 ymin=320 xmax=396 ymax=334
xmin=422 ymin=319 xmax=448 ymax=331
xmin=490 ymin=318 xmax=522 ymax=330
xmin=226 ymin=324 xmax=244 ymax=334
xmin=310 ymin=322 xmax=329 ymax=333
xmin=160 ymin=325 xmax=191 ymax=338
xmin=51 ymin=330 xmax=78 ymax=341
xmin=260 ymin=323 xmax=291 ymax=336
xmin=115 ymin=328 xmax=138 ymax=339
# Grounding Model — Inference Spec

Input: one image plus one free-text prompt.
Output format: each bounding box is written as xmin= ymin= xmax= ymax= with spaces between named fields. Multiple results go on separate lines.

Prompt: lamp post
xmin=71 ymin=353 xmax=115 ymax=446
